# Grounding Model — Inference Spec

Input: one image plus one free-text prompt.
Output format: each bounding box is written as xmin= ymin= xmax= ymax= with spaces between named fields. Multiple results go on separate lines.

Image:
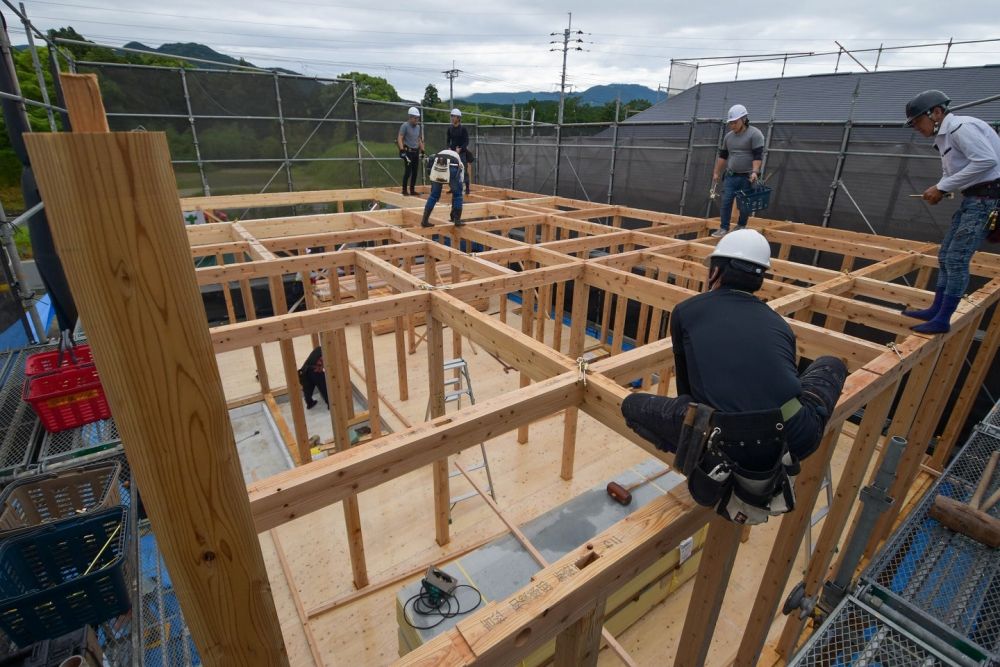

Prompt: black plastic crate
xmin=0 ymin=505 xmax=131 ymax=647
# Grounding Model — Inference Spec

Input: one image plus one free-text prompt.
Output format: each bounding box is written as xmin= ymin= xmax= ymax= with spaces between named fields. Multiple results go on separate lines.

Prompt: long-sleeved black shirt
xmin=447 ymin=124 xmax=469 ymax=153
xmin=670 ymin=289 xmax=800 ymax=412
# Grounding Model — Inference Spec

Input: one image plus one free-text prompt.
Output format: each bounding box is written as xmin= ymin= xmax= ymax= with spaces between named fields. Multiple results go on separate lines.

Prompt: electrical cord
xmin=402 ymin=582 xmax=482 ymax=630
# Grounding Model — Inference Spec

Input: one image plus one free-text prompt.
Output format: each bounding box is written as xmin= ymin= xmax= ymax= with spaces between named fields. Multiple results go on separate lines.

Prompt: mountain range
xmin=459 ymin=84 xmax=659 ymax=105
xmin=118 ymin=41 xmax=658 ymax=104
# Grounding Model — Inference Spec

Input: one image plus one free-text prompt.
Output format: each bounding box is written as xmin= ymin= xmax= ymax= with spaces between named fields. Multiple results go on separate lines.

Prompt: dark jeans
xmin=720 ymin=173 xmax=753 ymax=231
xmin=621 ymin=356 xmax=847 ymax=463
xmin=424 ymin=167 xmax=463 ymax=215
xmin=299 ymin=370 xmax=328 ymax=407
xmin=401 ymin=148 xmax=420 ymax=190
xmin=935 ymin=196 xmax=997 ymax=297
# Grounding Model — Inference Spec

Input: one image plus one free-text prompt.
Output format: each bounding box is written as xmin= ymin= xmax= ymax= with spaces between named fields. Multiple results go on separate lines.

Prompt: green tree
xmin=421 ymin=84 xmax=441 ymax=108
xmin=337 ymin=72 xmax=400 ymax=102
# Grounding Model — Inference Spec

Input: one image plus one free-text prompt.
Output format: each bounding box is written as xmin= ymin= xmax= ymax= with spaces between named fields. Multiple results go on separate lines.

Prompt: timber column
xmin=25 ymin=131 xmax=288 ymax=665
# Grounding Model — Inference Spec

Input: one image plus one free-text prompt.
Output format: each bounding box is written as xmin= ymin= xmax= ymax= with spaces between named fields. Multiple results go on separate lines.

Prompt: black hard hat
xmin=905 ymin=90 xmax=950 ymax=127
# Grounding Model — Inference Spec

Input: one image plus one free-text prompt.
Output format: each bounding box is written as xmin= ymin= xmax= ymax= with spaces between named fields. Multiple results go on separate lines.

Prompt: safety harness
xmin=675 ymin=398 xmax=802 ymax=525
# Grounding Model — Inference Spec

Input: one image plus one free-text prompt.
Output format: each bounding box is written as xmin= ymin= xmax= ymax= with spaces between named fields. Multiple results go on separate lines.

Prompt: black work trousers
xmin=401 ymin=148 xmax=420 ymax=191
xmin=299 ymin=369 xmax=329 ymax=407
xmin=621 ymin=356 xmax=848 ymax=462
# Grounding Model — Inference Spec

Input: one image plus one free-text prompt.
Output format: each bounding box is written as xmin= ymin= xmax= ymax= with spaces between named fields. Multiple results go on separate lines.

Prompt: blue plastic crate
xmin=735 ymin=184 xmax=772 ymax=216
xmin=0 ymin=505 xmax=130 ymax=647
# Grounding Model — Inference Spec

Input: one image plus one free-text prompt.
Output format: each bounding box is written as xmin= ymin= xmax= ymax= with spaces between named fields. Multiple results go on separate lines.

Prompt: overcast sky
xmin=12 ymin=0 xmax=1000 ymax=101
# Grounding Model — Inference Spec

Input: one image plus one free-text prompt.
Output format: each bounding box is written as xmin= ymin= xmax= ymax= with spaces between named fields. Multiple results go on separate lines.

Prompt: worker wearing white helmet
xmin=447 ymin=108 xmax=474 ymax=195
xmin=620 ymin=229 xmax=847 ymax=525
xmin=397 ymin=106 xmax=424 ymax=196
xmin=711 ymin=104 xmax=766 ymax=237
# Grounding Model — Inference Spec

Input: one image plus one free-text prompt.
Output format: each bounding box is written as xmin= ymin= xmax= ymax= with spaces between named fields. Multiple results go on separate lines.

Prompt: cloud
xmin=16 ymin=0 xmax=1000 ymax=100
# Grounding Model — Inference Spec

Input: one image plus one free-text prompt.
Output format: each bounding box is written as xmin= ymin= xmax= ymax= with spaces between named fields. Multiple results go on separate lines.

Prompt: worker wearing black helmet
xmin=902 ymin=89 xmax=1000 ymax=334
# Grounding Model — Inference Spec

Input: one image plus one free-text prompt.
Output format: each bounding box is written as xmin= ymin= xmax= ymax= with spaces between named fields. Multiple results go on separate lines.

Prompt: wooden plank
xmin=25 ymin=131 xmax=288 ymax=665
xmin=180 ymin=187 xmax=378 ymax=210
xmin=59 ymin=73 xmax=110 ymax=132
xmin=270 ymin=531 xmax=324 ymax=666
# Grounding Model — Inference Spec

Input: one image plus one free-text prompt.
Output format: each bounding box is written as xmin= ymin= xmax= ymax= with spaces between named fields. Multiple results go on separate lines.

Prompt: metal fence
xmin=70 ymin=59 xmax=1000 ymax=254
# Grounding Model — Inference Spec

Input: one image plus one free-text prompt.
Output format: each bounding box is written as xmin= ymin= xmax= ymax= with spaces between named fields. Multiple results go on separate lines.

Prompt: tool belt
xmin=675 ymin=399 xmax=802 ymax=525
xmin=962 ymin=178 xmax=1000 ymax=198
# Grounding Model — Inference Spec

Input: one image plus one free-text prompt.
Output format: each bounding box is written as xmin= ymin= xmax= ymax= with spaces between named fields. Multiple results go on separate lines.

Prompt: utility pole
xmin=443 ymin=61 xmax=461 ymax=110
xmin=550 ymin=12 xmax=584 ymax=126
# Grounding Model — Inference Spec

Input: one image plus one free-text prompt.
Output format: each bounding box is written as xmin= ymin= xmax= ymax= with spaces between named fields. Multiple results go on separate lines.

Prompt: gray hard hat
xmin=905 ymin=90 xmax=950 ymax=127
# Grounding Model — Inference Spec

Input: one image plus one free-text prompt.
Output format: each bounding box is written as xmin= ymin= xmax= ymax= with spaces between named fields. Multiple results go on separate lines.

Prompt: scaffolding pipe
xmin=179 ymin=68 xmax=211 ymax=197
xmin=510 ymin=102 xmax=516 ymax=189
xmin=45 ymin=38 xmax=69 ymax=130
xmin=760 ymin=82 xmax=782 ymax=176
xmin=0 ymin=205 xmax=44 ymax=341
xmin=677 ymin=84 xmax=701 ymax=215
xmin=818 ymin=80 xmax=861 ymax=241
xmin=18 ymin=3 xmax=55 ymax=131
xmin=272 ymin=72 xmax=295 ymax=195
xmin=607 ymin=97 xmax=620 ymax=205
xmin=352 ymin=81 xmax=365 ymax=188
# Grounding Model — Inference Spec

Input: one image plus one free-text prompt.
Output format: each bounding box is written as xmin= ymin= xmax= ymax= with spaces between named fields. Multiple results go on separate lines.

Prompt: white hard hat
xmin=726 ymin=104 xmax=748 ymax=123
xmin=709 ymin=228 xmax=771 ymax=269
xmin=407 ymin=106 xmax=420 ymax=116
xmin=450 ymin=108 xmax=462 ymax=117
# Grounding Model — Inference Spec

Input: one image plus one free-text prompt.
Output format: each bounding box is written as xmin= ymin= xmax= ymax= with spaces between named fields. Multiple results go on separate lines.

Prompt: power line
xmin=550 ymin=12 xmax=584 ymax=126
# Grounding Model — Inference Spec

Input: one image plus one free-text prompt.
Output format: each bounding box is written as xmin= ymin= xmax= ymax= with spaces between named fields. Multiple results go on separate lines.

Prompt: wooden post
xmin=611 ymin=292 xmax=628 ymax=355
xmin=517 ymin=284 xmax=536 ymax=444
xmin=554 ymin=595 xmax=607 ymax=667
xmin=735 ymin=420 xmax=846 ymax=667
xmin=776 ymin=380 xmax=898 ymax=657
xmin=561 ymin=278 xmax=589 ymax=480
xmin=236 ymin=265 xmax=270 ymax=393
xmin=269 ymin=276 xmax=311 ymax=465
xmin=356 ymin=267 xmax=382 ymax=437
xmin=931 ymin=309 xmax=1000 ymax=468
xmin=867 ymin=319 xmax=981 ymax=556
xmin=24 ymin=132 xmax=288 ymax=665
xmin=553 ymin=279 xmax=566 ymax=353
xmin=58 ymin=73 xmax=110 ymax=132
xmin=215 ymin=253 xmax=237 ymax=323
xmin=674 ymin=516 xmax=742 ymax=667
xmin=320 ymin=326 xmax=370 ymax=588
xmin=427 ymin=309 xmax=450 ymax=546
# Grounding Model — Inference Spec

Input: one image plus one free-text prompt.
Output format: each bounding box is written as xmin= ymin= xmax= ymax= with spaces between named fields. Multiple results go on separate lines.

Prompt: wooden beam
xmin=59 ymin=73 xmax=110 ymax=132
xmin=248 ymin=373 xmax=582 ymax=531
xmin=395 ymin=490 xmax=708 ymax=666
xmin=25 ymin=131 xmax=287 ymax=665
xmin=427 ymin=311 xmax=451 ymax=546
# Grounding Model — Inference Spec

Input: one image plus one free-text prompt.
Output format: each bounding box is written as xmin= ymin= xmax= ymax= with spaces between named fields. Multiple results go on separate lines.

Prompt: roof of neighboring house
xmin=626 ymin=64 xmax=1000 ymax=124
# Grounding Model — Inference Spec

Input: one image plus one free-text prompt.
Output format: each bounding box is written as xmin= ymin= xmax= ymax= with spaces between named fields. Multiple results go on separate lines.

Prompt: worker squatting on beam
xmin=620 ymin=229 xmax=848 ymax=526
xmin=902 ymin=89 xmax=1000 ymax=334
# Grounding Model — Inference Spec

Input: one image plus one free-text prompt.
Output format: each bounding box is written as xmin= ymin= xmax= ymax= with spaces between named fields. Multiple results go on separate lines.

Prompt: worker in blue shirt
xmin=711 ymin=104 xmax=765 ymax=238
xmin=902 ymin=90 xmax=1000 ymax=334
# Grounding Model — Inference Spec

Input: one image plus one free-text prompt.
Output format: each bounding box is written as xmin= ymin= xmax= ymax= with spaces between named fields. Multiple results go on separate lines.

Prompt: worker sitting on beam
xmin=620 ymin=229 xmax=847 ymax=525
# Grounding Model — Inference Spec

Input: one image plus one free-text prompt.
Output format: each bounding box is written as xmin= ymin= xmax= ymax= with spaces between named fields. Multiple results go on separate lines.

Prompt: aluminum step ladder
xmin=802 ymin=465 xmax=834 ymax=572
xmin=425 ymin=358 xmax=496 ymax=507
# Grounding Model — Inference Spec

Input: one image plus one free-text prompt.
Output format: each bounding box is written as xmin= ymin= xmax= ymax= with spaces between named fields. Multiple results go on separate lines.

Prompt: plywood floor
xmin=215 ymin=300 xmax=872 ymax=667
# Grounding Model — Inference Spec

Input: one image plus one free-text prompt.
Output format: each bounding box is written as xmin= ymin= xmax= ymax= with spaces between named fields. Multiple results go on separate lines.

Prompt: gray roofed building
xmin=626 ymin=64 xmax=1000 ymax=125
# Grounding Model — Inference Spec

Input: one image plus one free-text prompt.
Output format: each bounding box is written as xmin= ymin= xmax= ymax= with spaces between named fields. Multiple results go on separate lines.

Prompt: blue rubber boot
xmin=911 ymin=295 xmax=959 ymax=334
xmin=902 ymin=288 xmax=944 ymax=321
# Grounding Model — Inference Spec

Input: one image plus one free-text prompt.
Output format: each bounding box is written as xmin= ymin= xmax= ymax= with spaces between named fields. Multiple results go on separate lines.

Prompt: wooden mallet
xmin=929 ymin=450 xmax=1000 ymax=548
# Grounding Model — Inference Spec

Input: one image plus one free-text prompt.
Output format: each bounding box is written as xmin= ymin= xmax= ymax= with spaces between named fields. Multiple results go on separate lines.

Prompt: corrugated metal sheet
xmin=627 ymin=64 xmax=1000 ymax=124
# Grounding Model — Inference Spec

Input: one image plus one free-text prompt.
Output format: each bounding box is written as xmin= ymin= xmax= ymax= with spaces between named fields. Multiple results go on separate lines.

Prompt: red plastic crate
xmin=23 ymin=344 xmax=95 ymax=377
xmin=23 ymin=365 xmax=111 ymax=433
